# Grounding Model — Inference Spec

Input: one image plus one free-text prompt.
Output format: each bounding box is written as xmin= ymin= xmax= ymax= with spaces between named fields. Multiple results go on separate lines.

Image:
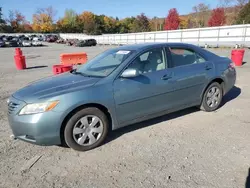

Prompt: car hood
xmin=13 ymin=73 xmax=101 ymax=103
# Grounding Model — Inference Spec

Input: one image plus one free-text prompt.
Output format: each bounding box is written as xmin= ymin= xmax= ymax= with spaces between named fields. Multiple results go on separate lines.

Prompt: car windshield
xmin=75 ymin=49 xmax=133 ymax=77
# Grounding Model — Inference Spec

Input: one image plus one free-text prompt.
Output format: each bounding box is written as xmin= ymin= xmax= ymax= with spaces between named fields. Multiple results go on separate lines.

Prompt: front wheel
xmin=64 ymin=107 xmax=109 ymax=151
xmin=200 ymin=82 xmax=223 ymax=112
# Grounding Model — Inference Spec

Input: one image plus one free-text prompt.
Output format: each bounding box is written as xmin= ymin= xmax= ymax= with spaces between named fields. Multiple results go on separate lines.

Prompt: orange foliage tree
xmin=78 ymin=11 xmax=96 ymax=34
xmin=8 ymin=10 xmax=31 ymax=32
xmin=32 ymin=6 xmax=56 ymax=33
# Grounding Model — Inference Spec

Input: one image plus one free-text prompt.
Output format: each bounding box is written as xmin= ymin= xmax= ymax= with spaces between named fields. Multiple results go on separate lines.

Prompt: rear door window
xmin=169 ymin=47 xmax=206 ymax=68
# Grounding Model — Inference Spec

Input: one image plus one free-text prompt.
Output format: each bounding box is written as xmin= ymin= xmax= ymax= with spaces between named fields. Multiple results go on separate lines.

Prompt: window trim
xmin=115 ymin=46 xmax=168 ymax=79
xmin=166 ymin=46 xmax=207 ymax=68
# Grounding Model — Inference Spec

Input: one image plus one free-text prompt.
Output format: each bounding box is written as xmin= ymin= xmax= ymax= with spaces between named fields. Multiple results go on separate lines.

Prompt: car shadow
xmin=246 ymin=168 xmax=250 ymax=188
xmin=106 ymin=107 xmax=199 ymax=144
xmin=221 ymin=86 xmax=241 ymax=107
xmin=26 ymin=66 xmax=48 ymax=70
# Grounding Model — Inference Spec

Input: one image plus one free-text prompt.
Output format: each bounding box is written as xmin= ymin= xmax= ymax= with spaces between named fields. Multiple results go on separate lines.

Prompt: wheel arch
xmin=60 ymin=103 xmax=113 ymax=146
xmin=201 ymin=77 xmax=225 ymax=99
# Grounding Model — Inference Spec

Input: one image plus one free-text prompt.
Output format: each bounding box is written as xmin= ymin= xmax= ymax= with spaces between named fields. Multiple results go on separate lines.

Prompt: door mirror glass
xmin=121 ymin=68 xmax=139 ymax=78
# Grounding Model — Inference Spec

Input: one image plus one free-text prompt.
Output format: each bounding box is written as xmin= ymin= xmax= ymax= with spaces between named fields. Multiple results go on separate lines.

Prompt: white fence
xmin=60 ymin=24 xmax=250 ymax=47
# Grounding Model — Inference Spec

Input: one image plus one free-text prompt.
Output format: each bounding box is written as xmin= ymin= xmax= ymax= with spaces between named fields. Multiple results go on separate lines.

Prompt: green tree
xmin=131 ymin=13 xmax=151 ymax=32
xmin=94 ymin=14 xmax=105 ymax=34
xmin=56 ymin=9 xmax=78 ymax=32
xmin=103 ymin=16 xmax=117 ymax=33
xmin=0 ymin=7 xmax=8 ymax=32
xmin=119 ymin=17 xmax=135 ymax=33
xmin=236 ymin=1 xmax=250 ymax=24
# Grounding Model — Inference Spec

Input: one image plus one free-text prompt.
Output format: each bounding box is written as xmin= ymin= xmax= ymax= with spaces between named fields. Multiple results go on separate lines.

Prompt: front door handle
xmin=205 ymin=65 xmax=212 ymax=70
xmin=162 ymin=75 xmax=172 ymax=80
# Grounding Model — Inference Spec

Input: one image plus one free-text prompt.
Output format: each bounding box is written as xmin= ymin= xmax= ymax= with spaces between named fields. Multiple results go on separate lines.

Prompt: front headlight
xmin=19 ymin=101 xmax=59 ymax=115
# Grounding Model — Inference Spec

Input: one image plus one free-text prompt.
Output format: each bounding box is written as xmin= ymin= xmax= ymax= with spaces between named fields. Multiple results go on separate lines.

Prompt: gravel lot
xmin=0 ymin=43 xmax=249 ymax=188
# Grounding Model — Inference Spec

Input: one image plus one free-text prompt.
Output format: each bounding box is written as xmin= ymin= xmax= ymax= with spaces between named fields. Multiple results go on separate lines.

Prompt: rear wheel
xmin=200 ymin=82 xmax=223 ymax=112
xmin=64 ymin=107 xmax=109 ymax=151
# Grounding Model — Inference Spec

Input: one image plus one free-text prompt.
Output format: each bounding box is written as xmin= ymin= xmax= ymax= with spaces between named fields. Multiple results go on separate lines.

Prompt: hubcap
xmin=73 ymin=115 xmax=104 ymax=146
xmin=206 ymin=86 xmax=221 ymax=108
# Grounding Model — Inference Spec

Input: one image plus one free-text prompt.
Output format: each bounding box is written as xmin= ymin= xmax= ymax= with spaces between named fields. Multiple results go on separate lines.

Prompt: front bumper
xmin=7 ymin=96 xmax=63 ymax=146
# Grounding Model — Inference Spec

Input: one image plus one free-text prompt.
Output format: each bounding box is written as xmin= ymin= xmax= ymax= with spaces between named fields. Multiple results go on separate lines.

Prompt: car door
xmin=113 ymin=47 xmax=176 ymax=126
xmin=166 ymin=46 xmax=214 ymax=107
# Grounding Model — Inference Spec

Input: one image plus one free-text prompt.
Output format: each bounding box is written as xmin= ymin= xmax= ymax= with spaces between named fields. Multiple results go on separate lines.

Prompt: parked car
xmin=88 ymin=39 xmax=97 ymax=46
xmin=32 ymin=37 xmax=43 ymax=46
xmin=0 ymin=40 xmax=5 ymax=47
xmin=21 ymin=37 xmax=32 ymax=47
xmin=66 ymin=39 xmax=78 ymax=46
xmin=75 ymin=39 xmax=97 ymax=47
xmin=7 ymin=43 xmax=236 ymax=151
xmin=4 ymin=38 xmax=10 ymax=46
xmin=46 ymin=35 xmax=58 ymax=43
xmin=8 ymin=40 xmax=19 ymax=47
xmin=56 ymin=38 xmax=65 ymax=44
xmin=0 ymin=35 xmax=5 ymax=40
xmin=7 ymin=36 xmax=13 ymax=41
xmin=37 ymin=35 xmax=44 ymax=41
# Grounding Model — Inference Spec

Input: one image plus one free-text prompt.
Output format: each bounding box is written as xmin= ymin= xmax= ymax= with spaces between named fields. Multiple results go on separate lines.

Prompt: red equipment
xmin=52 ymin=65 xmax=73 ymax=75
xmin=14 ymin=48 xmax=26 ymax=70
xmin=231 ymin=49 xmax=245 ymax=67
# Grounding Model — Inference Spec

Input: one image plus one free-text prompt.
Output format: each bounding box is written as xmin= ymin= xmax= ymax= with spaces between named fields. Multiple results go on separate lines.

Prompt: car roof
xmin=112 ymin=42 xmax=219 ymax=60
xmin=114 ymin=42 xmax=200 ymax=51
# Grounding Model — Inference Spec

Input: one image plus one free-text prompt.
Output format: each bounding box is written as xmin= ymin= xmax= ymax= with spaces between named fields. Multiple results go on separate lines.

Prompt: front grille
xmin=8 ymin=101 xmax=20 ymax=115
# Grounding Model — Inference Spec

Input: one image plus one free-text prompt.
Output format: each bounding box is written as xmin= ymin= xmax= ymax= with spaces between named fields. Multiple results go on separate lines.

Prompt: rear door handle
xmin=162 ymin=75 xmax=172 ymax=80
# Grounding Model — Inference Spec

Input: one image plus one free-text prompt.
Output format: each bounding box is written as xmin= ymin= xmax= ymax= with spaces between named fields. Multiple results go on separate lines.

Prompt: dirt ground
xmin=0 ymin=43 xmax=249 ymax=188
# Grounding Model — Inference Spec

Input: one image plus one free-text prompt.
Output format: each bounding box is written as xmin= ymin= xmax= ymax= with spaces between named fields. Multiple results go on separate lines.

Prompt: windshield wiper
xmin=70 ymin=69 xmax=102 ymax=77
xmin=70 ymin=69 xmax=90 ymax=76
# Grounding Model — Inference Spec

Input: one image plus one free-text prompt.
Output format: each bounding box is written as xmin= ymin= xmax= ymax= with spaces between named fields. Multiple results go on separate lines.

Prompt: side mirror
xmin=120 ymin=68 xmax=139 ymax=78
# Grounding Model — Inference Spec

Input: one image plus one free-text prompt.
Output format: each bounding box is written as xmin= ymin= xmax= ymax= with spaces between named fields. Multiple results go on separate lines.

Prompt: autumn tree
xmin=78 ymin=11 xmax=97 ymax=34
xmin=131 ymin=13 xmax=151 ymax=32
xmin=179 ymin=16 xmax=189 ymax=29
xmin=164 ymin=8 xmax=180 ymax=30
xmin=8 ymin=10 xmax=30 ymax=32
xmin=103 ymin=16 xmax=117 ymax=33
xmin=192 ymin=3 xmax=210 ymax=27
xmin=32 ymin=6 xmax=56 ymax=33
xmin=208 ymin=8 xmax=226 ymax=26
xmin=219 ymin=0 xmax=248 ymax=24
xmin=23 ymin=23 xmax=33 ymax=32
xmin=236 ymin=1 xmax=250 ymax=24
xmin=150 ymin=17 xmax=164 ymax=31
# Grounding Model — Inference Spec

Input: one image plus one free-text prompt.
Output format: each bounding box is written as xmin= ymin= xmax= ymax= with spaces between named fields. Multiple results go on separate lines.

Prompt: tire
xmin=200 ymin=82 xmax=223 ymax=112
xmin=64 ymin=107 xmax=109 ymax=151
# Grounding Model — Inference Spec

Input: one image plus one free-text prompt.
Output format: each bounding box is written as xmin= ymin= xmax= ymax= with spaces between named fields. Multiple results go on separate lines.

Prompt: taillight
xmin=228 ymin=62 xmax=234 ymax=68
xmin=229 ymin=62 xmax=235 ymax=69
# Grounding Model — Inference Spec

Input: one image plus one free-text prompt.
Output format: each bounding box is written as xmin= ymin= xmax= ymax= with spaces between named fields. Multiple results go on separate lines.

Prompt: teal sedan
xmin=7 ymin=43 xmax=236 ymax=151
